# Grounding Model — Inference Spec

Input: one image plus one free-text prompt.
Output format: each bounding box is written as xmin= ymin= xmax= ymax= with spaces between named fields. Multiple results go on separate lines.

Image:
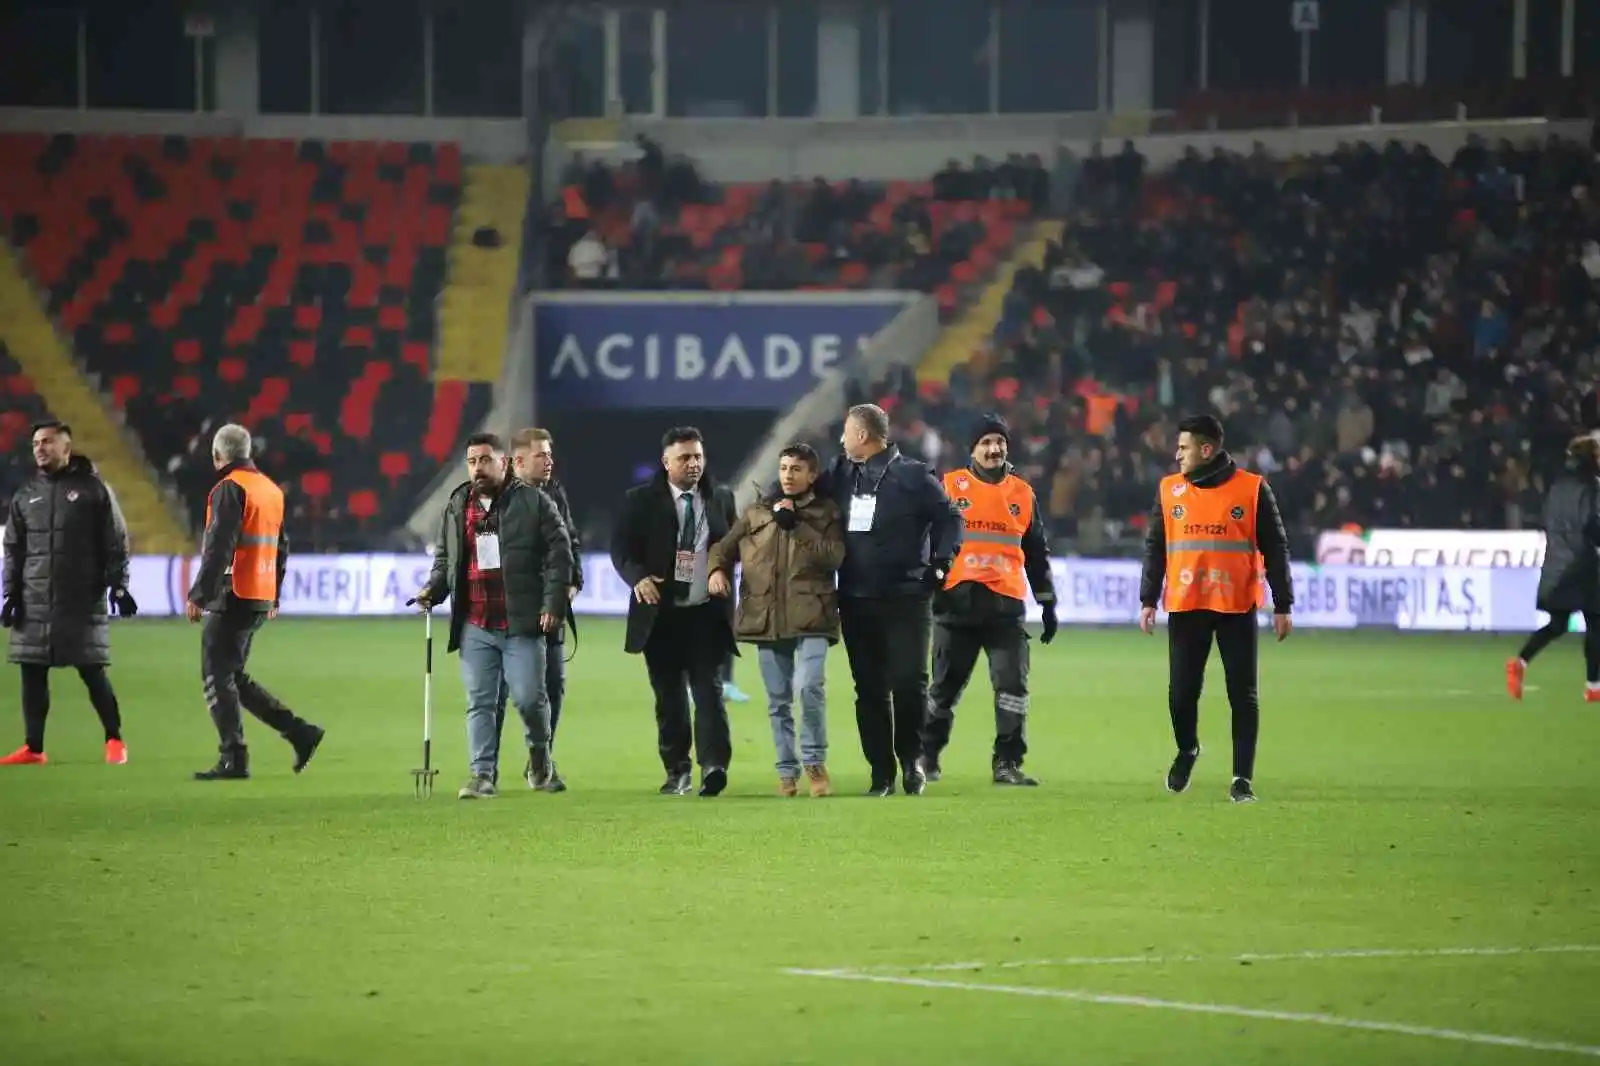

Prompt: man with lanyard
xmin=1138 ymin=415 xmax=1293 ymax=803
xmin=787 ymin=404 xmax=962 ymax=796
xmin=919 ymin=415 xmax=1058 ymax=786
xmin=186 ymin=423 xmax=325 ymax=780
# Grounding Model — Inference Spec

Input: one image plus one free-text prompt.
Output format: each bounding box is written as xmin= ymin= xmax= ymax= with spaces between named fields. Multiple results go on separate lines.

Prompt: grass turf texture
xmin=0 ymin=618 xmax=1597 ymax=1066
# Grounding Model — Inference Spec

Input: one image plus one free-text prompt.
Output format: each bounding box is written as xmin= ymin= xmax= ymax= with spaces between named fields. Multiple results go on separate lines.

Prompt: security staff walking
xmin=794 ymin=404 xmax=963 ymax=796
xmin=919 ymin=415 xmax=1057 ymax=787
xmin=187 ymin=424 xmax=325 ymax=780
xmin=1138 ymin=415 xmax=1292 ymax=803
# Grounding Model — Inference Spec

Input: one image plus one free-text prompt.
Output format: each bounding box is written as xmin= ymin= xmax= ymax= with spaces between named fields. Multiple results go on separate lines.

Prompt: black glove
xmin=110 ymin=588 xmax=138 ymax=618
xmin=0 ymin=598 xmax=19 ymax=629
xmin=772 ymin=503 xmax=798 ymax=531
xmin=1039 ymin=601 xmax=1057 ymax=645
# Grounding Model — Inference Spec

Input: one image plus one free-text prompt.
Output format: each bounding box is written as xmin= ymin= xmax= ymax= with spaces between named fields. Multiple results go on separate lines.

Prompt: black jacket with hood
xmin=1536 ymin=448 xmax=1600 ymax=615
xmin=4 ymin=454 xmax=131 ymax=666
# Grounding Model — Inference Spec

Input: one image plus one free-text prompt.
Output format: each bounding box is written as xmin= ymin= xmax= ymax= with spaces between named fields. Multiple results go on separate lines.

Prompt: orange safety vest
xmin=1160 ymin=469 xmax=1266 ymax=614
xmin=206 ymin=468 xmax=285 ymax=603
xmin=942 ymin=468 xmax=1033 ymax=602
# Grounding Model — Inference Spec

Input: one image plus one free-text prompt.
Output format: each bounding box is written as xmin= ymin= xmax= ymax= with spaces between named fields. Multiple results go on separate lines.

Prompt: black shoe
xmin=195 ymin=747 xmax=249 ymax=781
xmin=659 ymin=771 xmax=692 ymax=796
xmin=699 ymin=767 xmax=727 ymax=797
xmin=540 ymin=759 xmax=567 ymax=793
xmin=865 ymin=780 xmax=895 ymax=797
xmin=526 ymin=744 xmax=553 ymax=790
xmin=1229 ymin=777 xmax=1257 ymax=803
xmin=993 ymin=761 xmax=1039 ymax=786
xmin=1166 ymin=746 xmax=1201 ymax=794
xmin=290 ymin=725 xmax=324 ymax=774
xmin=901 ymin=763 xmax=925 ymax=796
xmin=917 ymin=753 xmax=942 ymax=783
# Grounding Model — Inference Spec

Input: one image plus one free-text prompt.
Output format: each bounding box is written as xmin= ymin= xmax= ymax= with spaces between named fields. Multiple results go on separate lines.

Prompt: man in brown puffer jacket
xmin=708 ymin=443 xmax=846 ymax=797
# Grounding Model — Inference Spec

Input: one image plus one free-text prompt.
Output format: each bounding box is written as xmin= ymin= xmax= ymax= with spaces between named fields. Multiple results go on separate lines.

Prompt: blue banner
xmin=532 ymin=295 xmax=908 ymax=409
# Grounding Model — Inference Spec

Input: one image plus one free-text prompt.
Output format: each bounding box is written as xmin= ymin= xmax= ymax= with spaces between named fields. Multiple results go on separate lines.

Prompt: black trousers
xmin=492 ymin=630 xmax=568 ymax=763
xmin=922 ymin=618 xmax=1031 ymax=765
xmin=19 ymin=663 xmax=123 ymax=754
xmin=840 ymin=594 xmax=932 ymax=784
xmin=642 ymin=602 xmax=732 ymax=775
xmin=1168 ymin=609 xmax=1260 ymax=780
xmin=1518 ymin=610 xmax=1600 ymax=683
xmin=201 ymin=610 xmax=308 ymax=754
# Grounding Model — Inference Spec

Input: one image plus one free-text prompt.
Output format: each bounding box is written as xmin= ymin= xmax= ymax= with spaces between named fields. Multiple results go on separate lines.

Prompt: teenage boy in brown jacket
xmin=709 ymin=443 xmax=846 ymax=796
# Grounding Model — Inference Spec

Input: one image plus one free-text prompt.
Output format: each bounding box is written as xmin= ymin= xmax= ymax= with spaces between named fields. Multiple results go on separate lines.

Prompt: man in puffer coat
xmin=1 ymin=421 xmax=138 ymax=765
xmin=1506 ymin=434 xmax=1600 ymax=700
xmin=708 ymin=443 xmax=846 ymax=797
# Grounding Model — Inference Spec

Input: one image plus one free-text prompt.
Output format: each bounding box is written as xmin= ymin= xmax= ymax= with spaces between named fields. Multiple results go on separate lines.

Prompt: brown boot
xmin=778 ymin=775 xmax=798 ymax=797
xmin=805 ymin=764 xmax=833 ymax=797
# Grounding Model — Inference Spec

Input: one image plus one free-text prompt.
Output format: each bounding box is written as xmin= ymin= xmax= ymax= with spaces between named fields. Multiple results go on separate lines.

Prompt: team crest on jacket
xmin=955 ymin=476 xmax=970 ymax=491
xmin=66 ymin=491 xmax=79 ymax=502
xmin=1230 ymin=505 xmax=1245 ymax=520
xmin=1171 ymin=505 xmax=1186 ymax=520
xmin=1171 ymin=482 xmax=1187 ymax=497
xmin=955 ymin=497 xmax=972 ymax=510
xmin=1008 ymin=502 xmax=1021 ymax=517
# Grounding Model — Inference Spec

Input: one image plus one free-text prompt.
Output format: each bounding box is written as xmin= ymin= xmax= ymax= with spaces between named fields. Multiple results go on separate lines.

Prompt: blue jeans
xmin=756 ymin=637 xmax=829 ymax=776
xmin=459 ymin=624 xmax=550 ymax=778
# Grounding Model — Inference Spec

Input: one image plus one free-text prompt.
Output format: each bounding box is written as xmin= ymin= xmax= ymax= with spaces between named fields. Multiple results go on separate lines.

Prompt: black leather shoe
xmin=865 ymin=781 xmax=895 ymax=797
xmin=195 ymin=747 xmax=249 ymax=781
xmin=699 ymin=767 xmax=727 ymax=797
xmin=290 ymin=726 xmax=324 ymax=774
xmin=659 ymin=772 xmax=692 ymax=795
xmin=901 ymin=763 xmax=926 ymax=796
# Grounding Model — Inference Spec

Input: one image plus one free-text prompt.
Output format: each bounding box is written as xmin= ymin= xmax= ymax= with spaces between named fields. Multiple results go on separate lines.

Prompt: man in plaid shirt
xmin=415 ymin=432 xmax=573 ymax=799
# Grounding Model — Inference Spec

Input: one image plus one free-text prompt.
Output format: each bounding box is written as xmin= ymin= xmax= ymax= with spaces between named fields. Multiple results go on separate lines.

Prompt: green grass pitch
xmin=1 ymin=618 xmax=1597 ymax=1065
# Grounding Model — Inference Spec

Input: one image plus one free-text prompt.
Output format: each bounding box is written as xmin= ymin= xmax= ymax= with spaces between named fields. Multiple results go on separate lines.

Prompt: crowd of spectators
xmin=530 ymin=136 xmax=1052 ymax=293
xmin=843 ymin=134 xmax=1600 ymax=555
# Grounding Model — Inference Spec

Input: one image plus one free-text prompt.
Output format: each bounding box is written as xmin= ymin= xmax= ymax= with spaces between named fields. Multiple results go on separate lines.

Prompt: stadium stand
xmin=0 ymin=132 xmax=496 ymax=550
xmin=539 ymin=145 xmax=1049 ymax=320
xmin=0 ymin=340 xmax=55 ymax=520
xmin=837 ymin=134 xmax=1600 ymax=554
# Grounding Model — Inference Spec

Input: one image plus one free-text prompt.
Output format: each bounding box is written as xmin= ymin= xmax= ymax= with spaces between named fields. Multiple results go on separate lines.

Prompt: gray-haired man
xmin=187 ymin=423 xmax=325 ymax=780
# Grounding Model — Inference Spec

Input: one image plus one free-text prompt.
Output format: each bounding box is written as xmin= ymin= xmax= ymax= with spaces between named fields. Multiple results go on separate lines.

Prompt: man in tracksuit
xmin=787 ymin=404 xmax=963 ymax=796
xmin=187 ymin=423 xmax=325 ymax=780
xmin=919 ymin=415 xmax=1058 ymax=786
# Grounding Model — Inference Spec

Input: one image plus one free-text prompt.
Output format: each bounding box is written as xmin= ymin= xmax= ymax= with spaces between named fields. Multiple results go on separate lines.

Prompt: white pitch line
xmin=853 ymin=943 xmax=1600 ymax=974
xmin=784 ymin=968 xmax=1600 ymax=1059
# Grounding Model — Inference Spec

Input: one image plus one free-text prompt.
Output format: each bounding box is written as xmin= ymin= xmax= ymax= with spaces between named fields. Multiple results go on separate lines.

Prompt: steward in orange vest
xmin=918 ymin=415 xmax=1057 ymax=787
xmin=187 ymin=423 xmax=323 ymax=782
xmin=1137 ymin=415 xmax=1292 ymax=804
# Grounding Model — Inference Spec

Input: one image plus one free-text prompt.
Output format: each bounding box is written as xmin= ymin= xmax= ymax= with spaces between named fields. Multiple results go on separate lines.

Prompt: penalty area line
xmin=782 ymin=968 xmax=1600 ymax=1058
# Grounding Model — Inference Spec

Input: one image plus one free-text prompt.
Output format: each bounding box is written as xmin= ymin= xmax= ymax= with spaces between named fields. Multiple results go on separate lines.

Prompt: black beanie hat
xmin=971 ymin=413 xmax=1010 ymax=452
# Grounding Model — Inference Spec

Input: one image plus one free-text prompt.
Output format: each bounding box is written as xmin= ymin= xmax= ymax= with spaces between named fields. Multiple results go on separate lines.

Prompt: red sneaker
xmin=105 ymin=739 xmax=127 ymax=764
xmin=1505 ymin=658 xmax=1525 ymax=700
xmin=1585 ymin=689 xmax=1600 ymax=704
xmin=0 ymin=746 xmax=47 ymax=765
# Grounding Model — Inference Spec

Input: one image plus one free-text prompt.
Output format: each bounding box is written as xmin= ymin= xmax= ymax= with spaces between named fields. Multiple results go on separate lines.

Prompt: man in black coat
xmin=1507 ymin=434 xmax=1600 ymax=700
xmin=609 ymin=426 xmax=738 ymax=797
xmin=784 ymin=404 xmax=964 ymax=796
xmin=1 ymin=421 xmax=137 ymax=766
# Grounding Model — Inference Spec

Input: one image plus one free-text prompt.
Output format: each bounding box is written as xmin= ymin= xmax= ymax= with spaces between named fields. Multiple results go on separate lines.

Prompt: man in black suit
xmin=610 ymin=426 xmax=738 ymax=796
